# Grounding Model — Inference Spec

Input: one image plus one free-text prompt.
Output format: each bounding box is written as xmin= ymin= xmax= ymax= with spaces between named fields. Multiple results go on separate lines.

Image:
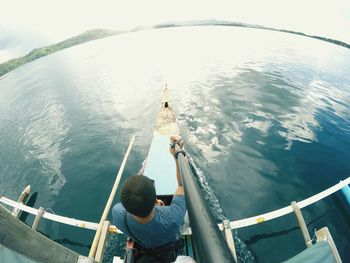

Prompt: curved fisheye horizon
xmin=1 ymin=0 xmax=350 ymax=63
xmin=1 ymin=19 xmax=350 ymax=78
xmin=1 ymin=1 xmax=350 ymax=263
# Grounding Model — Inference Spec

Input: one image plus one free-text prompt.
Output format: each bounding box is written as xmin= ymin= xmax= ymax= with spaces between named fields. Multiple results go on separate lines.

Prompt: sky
xmin=1 ymin=0 xmax=350 ymax=63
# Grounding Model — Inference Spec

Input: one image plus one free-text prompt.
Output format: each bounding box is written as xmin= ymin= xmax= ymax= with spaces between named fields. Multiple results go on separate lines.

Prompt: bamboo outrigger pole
xmin=89 ymin=135 xmax=136 ymax=258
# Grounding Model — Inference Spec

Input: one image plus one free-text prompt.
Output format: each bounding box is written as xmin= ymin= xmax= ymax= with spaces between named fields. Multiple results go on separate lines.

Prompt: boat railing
xmin=224 ymin=177 xmax=350 ymax=230
xmin=1 ymin=177 xmax=349 ymax=234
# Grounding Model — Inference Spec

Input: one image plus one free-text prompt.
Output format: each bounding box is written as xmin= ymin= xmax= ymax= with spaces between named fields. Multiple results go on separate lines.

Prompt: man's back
xmin=112 ymin=195 xmax=186 ymax=248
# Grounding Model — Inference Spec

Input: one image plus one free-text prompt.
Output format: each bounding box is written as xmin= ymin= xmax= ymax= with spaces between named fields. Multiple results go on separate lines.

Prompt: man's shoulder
xmin=154 ymin=195 xmax=186 ymax=227
xmin=112 ymin=203 xmax=127 ymax=226
xmin=112 ymin=202 xmax=126 ymax=214
xmin=155 ymin=195 xmax=185 ymax=213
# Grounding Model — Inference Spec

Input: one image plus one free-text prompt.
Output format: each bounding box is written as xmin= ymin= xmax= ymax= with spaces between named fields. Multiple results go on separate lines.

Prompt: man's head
xmin=121 ymin=175 xmax=156 ymax=217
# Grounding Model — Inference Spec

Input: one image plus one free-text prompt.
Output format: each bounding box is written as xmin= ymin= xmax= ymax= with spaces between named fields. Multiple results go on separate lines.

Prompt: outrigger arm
xmin=174 ymin=143 xmax=236 ymax=263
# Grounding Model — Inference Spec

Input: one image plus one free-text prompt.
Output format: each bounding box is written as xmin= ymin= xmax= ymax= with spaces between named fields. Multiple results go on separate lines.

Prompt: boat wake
xmin=189 ymin=154 xmax=255 ymax=263
xmin=188 ymin=154 xmax=226 ymax=222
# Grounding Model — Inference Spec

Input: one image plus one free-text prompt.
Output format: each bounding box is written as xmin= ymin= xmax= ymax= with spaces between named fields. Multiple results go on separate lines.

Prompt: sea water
xmin=1 ymin=26 xmax=350 ymax=262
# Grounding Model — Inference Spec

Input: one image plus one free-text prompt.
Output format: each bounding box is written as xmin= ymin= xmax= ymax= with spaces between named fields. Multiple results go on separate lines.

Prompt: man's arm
xmin=174 ymin=186 xmax=184 ymax=196
xmin=170 ymin=135 xmax=185 ymax=196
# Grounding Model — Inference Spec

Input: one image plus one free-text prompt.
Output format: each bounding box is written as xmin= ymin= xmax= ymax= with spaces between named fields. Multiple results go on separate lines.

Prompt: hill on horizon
xmin=1 ymin=21 xmax=349 ymax=78
xmin=0 ymin=29 xmax=119 ymax=77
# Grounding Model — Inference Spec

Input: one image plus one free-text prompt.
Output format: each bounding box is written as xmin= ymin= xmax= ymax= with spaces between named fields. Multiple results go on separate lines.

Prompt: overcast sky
xmin=1 ymin=0 xmax=350 ymax=63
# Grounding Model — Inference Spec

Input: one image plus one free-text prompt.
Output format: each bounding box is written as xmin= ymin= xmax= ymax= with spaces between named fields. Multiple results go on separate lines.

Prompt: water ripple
xmin=1 ymin=26 xmax=350 ymax=262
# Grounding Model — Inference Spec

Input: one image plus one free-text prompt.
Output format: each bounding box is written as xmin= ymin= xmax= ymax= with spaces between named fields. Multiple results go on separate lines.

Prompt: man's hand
xmin=169 ymin=135 xmax=184 ymax=157
xmin=155 ymin=198 xmax=164 ymax=206
xmin=170 ymin=135 xmax=186 ymax=188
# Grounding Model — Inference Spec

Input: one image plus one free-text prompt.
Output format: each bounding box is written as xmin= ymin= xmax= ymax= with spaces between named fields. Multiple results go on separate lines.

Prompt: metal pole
xmin=89 ymin=135 xmax=135 ymax=258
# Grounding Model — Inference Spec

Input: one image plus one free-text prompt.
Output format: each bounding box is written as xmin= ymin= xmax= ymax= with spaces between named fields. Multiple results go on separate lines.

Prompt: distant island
xmin=153 ymin=20 xmax=350 ymax=50
xmin=0 ymin=29 xmax=119 ymax=77
xmin=1 ymin=21 xmax=349 ymax=77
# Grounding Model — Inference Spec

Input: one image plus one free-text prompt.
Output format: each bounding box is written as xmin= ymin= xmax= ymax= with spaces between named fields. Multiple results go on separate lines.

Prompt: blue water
xmin=1 ymin=26 xmax=350 ymax=262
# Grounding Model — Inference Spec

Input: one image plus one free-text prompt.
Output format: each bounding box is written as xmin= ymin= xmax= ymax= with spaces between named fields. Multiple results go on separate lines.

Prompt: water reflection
xmin=20 ymin=87 xmax=69 ymax=196
xmin=0 ymin=26 xmax=350 ymax=262
xmin=0 ymin=82 xmax=70 ymax=203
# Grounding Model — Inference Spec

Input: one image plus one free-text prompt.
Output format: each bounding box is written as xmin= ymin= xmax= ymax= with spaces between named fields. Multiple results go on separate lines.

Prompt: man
xmin=112 ymin=136 xmax=186 ymax=260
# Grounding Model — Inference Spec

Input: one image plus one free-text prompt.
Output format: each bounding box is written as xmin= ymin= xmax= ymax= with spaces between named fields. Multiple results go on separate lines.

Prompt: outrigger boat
xmin=116 ymin=86 xmax=236 ymax=263
xmin=0 ymin=86 xmax=350 ymax=263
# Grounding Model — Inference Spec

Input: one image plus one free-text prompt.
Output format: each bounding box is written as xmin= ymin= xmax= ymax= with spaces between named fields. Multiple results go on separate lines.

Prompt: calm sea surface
xmin=1 ymin=26 xmax=350 ymax=262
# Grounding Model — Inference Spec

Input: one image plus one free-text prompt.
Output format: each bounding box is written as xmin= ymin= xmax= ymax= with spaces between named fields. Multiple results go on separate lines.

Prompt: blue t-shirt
xmin=112 ymin=195 xmax=186 ymax=248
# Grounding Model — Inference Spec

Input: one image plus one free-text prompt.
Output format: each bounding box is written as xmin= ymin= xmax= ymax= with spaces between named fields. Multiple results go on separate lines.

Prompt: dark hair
xmin=121 ymin=175 xmax=156 ymax=217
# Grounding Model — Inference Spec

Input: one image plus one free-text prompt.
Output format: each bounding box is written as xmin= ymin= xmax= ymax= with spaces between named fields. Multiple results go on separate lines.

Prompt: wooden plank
xmin=222 ymin=220 xmax=237 ymax=262
xmin=12 ymin=185 xmax=30 ymax=218
xmin=89 ymin=136 xmax=135 ymax=258
xmin=0 ymin=205 xmax=80 ymax=263
xmin=32 ymin=207 xmax=44 ymax=230
xmin=95 ymin=221 xmax=110 ymax=263
xmin=291 ymin=201 xmax=312 ymax=248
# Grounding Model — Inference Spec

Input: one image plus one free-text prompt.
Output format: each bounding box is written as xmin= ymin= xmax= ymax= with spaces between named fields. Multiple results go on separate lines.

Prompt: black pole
xmin=175 ymin=145 xmax=235 ymax=263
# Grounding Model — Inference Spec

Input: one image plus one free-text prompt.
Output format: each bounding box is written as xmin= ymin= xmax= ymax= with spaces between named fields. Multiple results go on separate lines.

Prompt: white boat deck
xmin=143 ymin=135 xmax=177 ymax=195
